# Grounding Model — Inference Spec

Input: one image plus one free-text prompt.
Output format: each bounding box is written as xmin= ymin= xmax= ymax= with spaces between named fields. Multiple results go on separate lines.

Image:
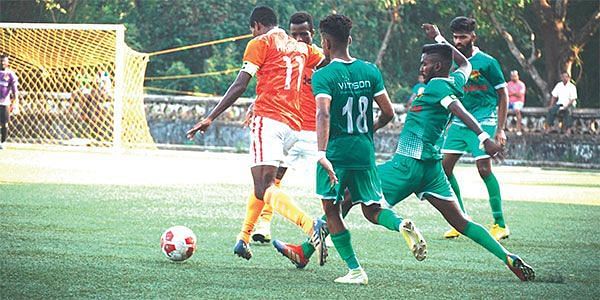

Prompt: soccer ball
xmin=160 ymin=226 xmax=197 ymax=262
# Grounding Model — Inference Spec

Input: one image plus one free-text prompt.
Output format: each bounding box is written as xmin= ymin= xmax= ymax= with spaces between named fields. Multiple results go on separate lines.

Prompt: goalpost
xmin=0 ymin=23 xmax=154 ymax=148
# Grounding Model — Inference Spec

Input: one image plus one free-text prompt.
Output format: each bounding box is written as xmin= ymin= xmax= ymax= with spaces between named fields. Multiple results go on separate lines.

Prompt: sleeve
xmin=306 ymin=44 xmax=325 ymax=69
xmin=312 ymin=71 xmax=332 ymax=99
xmin=241 ymin=38 xmax=268 ymax=76
xmin=551 ymin=83 xmax=559 ymax=97
xmin=450 ymin=70 xmax=467 ymax=91
xmin=10 ymin=72 xmax=18 ymax=95
xmin=570 ymin=84 xmax=578 ymax=100
xmin=372 ymin=65 xmax=387 ymax=97
xmin=486 ymin=58 xmax=507 ymax=90
xmin=411 ymin=84 xmax=419 ymax=94
xmin=519 ymin=81 xmax=526 ymax=95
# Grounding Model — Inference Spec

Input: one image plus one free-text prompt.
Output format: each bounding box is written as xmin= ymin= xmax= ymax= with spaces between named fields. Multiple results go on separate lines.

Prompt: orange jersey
xmin=300 ymin=60 xmax=316 ymax=131
xmin=242 ymin=28 xmax=324 ymax=130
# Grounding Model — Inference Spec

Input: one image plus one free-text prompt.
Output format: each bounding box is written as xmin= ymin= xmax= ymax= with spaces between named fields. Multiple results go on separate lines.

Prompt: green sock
xmin=483 ymin=173 xmax=505 ymax=227
xmin=376 ymin=208 xmax=402 ymax=232
xmin=302 ymin=210 xmax=351 ymax=258
xmin=448 ymin=174 xmax=466 ymax=214
xmin=463 ymin=221 xmax=508 ymax=264
xmin=331 ymin=230 xmax=360 ymax=270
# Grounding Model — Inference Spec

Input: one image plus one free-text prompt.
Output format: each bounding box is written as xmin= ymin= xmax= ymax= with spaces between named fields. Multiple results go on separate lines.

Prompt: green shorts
xmin=316 ymin=163 xmax=383 ymax=206
xmin=441 ymin=124 xmax=496 ymax=160
xmin=377 ymin=154 xmax=457 ymax=207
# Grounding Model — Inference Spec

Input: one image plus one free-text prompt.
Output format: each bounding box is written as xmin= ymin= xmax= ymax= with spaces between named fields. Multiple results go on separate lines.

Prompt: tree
xmin=477 ymin=0 xmax=599 ymax=104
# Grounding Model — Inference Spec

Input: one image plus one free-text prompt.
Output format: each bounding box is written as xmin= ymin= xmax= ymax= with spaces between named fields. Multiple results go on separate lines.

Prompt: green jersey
xmin=453 ymin=48 xmax=506 ymax=127
xmin=312 ymin=58 xmax=386 ymax=169
xmin=397 ymin=70 xmax=467 ymax=161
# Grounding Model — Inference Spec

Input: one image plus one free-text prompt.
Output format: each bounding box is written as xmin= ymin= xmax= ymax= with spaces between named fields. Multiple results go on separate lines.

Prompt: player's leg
xmin=441 ymin=124 xmax=469 ymax=238
xmin=252 ymin=166 xmax=286 ymax=244
xmin=514 ymin=102 xmax=524 ymax=134
xmin=0 ymin=105 xmax=8 ymax=148
xmin=472 ymin=125 xmax=509 ymax=240
xmin=425 ymin=195 xmax=534 ymax=281
xmin=321 ymin=174 xmax=367 ymax=284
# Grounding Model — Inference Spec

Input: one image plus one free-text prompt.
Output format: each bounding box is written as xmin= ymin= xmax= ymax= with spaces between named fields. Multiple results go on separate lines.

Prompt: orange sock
xmin=237 ymin=192 xmax=265 ymax=243
xmin=259 ymin=202 xmax=274 ymax=223
xmin=264 ymin=186 xmax=314 ymax=235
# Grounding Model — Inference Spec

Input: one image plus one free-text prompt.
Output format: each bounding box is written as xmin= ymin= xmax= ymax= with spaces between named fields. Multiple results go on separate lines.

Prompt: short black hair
xmin=422 ymin=43 xmax=452 ymax=70
xmin=249 ymin=6 xmax=278 ymax=27
xmin=0 ymin=53 xmax=7 ymax=59
xmin=450 ymin=16 xmax=476 ymax=33
xmin=319 ymin=14 xmax=352 ymax=44
xmin=290 ymin=11 xmax=314 ymax=31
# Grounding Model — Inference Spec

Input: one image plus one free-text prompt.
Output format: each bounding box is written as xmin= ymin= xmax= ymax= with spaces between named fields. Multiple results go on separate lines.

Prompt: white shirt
xmin=551 ymin=81 xmax=577 ymax=106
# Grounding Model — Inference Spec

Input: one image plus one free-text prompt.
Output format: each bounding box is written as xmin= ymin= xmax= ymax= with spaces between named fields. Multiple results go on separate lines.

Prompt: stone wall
xmin=144 ymin=95 xmax=600 ymax=166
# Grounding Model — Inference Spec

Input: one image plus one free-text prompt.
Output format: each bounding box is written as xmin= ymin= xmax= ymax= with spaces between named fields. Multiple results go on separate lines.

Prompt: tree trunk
xmin=375 ymin=7 xmax=399 ymax=67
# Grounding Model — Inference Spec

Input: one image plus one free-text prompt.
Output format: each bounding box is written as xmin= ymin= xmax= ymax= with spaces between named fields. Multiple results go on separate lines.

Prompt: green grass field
xmin=1 ymin=149 xmax=599 ymax=298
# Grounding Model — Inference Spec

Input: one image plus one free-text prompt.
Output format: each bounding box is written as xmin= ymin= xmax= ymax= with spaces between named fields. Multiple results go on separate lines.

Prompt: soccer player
xmin=186 ymin=6 xmax=327 ymax=263
xmin=441 ymin=17 xmax=510 ymax=241
xmin=0 ymin=53 xmax=19 ymax=150
xmin=276 ymin=14 xmax=427 ymax=285
xmin=275 ymin=23 xmax=535 ymax=282
xmin=407 ymin=74 xmax=426 ymax=107
xmin=251 ymin=11 xmax=323 ymax=245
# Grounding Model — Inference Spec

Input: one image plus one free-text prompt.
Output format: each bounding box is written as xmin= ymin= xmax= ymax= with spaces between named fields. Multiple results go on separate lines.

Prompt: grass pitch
xmin=0 ymin=148 xmax=599 ymax=299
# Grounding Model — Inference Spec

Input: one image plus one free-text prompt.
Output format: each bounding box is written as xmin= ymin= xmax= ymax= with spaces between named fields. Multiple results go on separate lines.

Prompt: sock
xmin=376 ymin=208 xmax=402 ymax=232
xmin=463 ymin=221 xmax=509 ymax=264
xmin=483 ymin=173 xmax=505 ymax=227
xmin=264 ymin=186 xmax=314 ymax=235
xmin=448 ymin=174 xmax=466 ymax=214
xmin=258 ymin=202 xmax=274 ymax=223
xmin=331 ymin=230 xmax=360 ymax=270
xmin=0 ymin=126 xmax=6 ymax=143
xmin=237 ymin=192 xmax=265 ymax=243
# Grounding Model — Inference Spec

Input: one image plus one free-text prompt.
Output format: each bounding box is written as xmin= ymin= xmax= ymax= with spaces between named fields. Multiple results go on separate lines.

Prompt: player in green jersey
xmin=275 ymin=23 xmax=535 ymax=282
xmin=273 ymin=14 xmax=427 ymax=285
xmin=441 ymin=17 xmax=510 ymax=241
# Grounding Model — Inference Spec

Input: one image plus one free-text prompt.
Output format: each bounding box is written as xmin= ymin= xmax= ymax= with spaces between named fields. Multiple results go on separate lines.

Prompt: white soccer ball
xmin=160 ymin=226 xmax=197 ymax=262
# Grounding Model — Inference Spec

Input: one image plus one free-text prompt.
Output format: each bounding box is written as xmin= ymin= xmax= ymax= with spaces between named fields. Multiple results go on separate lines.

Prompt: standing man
xmin=440 ymin=17 xmax=510 ymax=241
xmin=0 ymin=53 xmax=19 ymax=149
xmin=186 ymin=6 xmax=327 ymax=263
xmin=546 ymin=72 xmax=577 ymax=134
xmin=407 ymin=74 xmax=426 ymax=107
xmin=507 ymin=70 xmax=526 ymax=135
xmin=251 ymin=11 xmax=323 ymax=245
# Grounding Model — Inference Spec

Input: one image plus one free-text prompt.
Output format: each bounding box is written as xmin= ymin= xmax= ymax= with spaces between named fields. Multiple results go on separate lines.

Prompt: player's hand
xmin=483 ymin=139 xmax=504 ymax=163
xmin=422 ymin=23 xmax=441 ymax=40
xmin=318 ymin=157 xmax=338 ymax=186
xmin=10 ymin=103 xmax=19 ymax=115
xmin=494 ymin=129 xmax=507 ymax=146
xmin=186 ymin=118 xmax=212 ymax=139
xmin=242 ymin=103 xmax=254 ymax=128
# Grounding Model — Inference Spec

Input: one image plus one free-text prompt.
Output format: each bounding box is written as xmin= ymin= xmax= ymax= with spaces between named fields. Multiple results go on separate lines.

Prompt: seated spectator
xmin=546 ymin=72 xmax=577 ymax=134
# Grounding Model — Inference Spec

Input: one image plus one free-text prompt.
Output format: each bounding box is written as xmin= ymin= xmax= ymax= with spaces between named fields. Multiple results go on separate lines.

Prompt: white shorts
xmin=283 ymin=130 xmax=318 ymax=168
xmin=249 ymin=116 xmax=298 ymax=167
xmin=508 ymin=102 xmax=524 ymax=111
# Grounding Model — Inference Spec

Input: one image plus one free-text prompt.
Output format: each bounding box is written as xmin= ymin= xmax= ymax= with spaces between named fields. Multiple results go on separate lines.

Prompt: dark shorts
xmin=0 ymin=105 xmax=9 ymax=125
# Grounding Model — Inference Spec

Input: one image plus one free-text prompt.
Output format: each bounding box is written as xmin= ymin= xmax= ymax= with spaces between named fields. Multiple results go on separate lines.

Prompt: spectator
xmin=407 ymin=74 xmax=426 ymax=107
xmin=546 ymin=72 xmax=577 ymax=134
xmin=507 ymin=70 xmax=526 ymax=135
xmin=0 ymin=53 xmax=19 ymax=149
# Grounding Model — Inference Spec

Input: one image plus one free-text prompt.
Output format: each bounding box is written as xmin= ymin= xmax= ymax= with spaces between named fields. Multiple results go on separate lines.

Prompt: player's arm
xmin=496 ymin=87 xmax=508 ymax=144
xmin=447 ymin=100 xmax=503 ymax=161
xmin=10 ymin=74 xmax=19 ymax=113
xmin=186 ymin=72 xmax=251 ymax=138
xmin=422 ymin=23 xmax=472 ymax=77
xmin=316 ymin=94 xmax=338 ymax=185
xmin=373 ymin=91 xmax=394 ymax=132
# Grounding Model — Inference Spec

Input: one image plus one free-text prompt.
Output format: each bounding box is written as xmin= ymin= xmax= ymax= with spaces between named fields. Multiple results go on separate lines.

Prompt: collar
xmin=331 ymin=57 xmax=356 ymax=64
xmin=467 ymin=46 xmax=480 ymax=59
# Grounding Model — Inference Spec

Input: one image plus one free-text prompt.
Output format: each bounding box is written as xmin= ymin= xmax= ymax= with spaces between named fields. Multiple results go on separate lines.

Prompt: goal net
xmin=0 ymin=23 xmax=154 ymax=148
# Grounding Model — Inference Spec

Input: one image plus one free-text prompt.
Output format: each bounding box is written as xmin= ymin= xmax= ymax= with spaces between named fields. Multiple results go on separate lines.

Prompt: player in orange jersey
xmin=187 ymin=6 xmax=328 ymax=264
xmin=251 ymin=11 xmax=324 ymax=245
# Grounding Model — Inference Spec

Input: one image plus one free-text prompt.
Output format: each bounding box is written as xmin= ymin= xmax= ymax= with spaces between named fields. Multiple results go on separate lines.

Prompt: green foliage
xmin=0 ymin=0 xmax=597 ymax=107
